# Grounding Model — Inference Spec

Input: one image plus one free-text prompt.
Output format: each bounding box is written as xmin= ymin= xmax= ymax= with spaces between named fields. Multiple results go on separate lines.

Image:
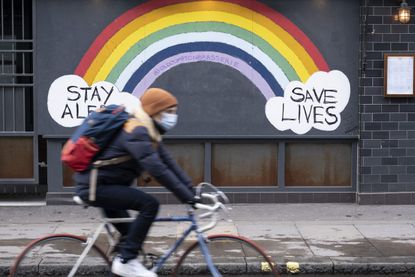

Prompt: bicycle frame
xmin=151 ymin=213 xmax=221 ymax=276
xmin=68 ymin=211 xmax=221 ymax=277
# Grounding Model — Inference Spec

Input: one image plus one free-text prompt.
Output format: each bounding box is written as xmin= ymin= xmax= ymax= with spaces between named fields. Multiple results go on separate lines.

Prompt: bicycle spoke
xmin=174 ymin=235 xmax=279 ymax=276
xmin=10 ymin=234 xmax=111 ymax=277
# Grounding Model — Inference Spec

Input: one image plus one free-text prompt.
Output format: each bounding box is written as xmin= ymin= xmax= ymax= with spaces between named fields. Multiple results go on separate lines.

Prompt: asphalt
xmin=2 ymin=202 xmax=415 ymax=276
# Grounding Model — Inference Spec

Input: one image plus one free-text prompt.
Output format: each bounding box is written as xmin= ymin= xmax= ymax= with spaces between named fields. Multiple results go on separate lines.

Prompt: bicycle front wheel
xmin=10 ymin=234 xmax=111 ymax=277
xmin=173 ymin=234 xmax=279 ymax=276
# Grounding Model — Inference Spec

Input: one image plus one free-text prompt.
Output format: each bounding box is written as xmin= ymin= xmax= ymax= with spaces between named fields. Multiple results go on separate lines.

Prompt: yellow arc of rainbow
xmin=83 ymin=1 xmax=320 ymax=85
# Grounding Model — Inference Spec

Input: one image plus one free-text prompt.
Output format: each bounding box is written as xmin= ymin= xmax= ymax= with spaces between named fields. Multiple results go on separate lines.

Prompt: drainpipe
xmin=357 ymin=0 xmax=369 ymax=200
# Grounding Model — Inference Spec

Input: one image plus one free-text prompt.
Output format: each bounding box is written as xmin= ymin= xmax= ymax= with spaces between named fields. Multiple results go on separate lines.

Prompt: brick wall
xmin=359 ymin=0 xmax=415 ymax=204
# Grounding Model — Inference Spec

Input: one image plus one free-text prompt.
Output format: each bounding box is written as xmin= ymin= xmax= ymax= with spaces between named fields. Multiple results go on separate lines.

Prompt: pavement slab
xmin=0 ymin=224 xmax=57 ymax=239
xmin=355 ymin=223 xmax=415 ymax=239
xmin=236 ymin=222 xmax=302 ymax=239
xmin=296 ymin=224 xmax=364 ymax=241
xmin=368 ymin=239 xmax=415 ymax=257
xmin=251 ymin=239 xmax=314 ymax=257
xmin=2 ymin=203 xmax=415 ymax=276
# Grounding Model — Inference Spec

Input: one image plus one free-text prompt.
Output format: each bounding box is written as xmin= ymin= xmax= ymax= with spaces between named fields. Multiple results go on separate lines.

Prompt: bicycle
xmin=10 ymin=183 xmax=279 ymax=277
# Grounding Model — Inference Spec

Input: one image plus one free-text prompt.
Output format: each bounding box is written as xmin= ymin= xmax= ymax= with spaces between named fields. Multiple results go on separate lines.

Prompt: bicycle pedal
xmin=109 ymin=244 xmax=120 ymax=255
xmin=146 ymin=253 xmax=160 ymax=259
xmin=82 ymin=237 xmax=92 ymax=246
xmin=142 ymin=252 xmax=160 ymax=268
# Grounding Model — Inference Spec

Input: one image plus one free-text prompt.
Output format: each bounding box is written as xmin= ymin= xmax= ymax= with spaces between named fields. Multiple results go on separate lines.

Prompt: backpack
xmin=61 ymin=104 xmax=131 ymax=172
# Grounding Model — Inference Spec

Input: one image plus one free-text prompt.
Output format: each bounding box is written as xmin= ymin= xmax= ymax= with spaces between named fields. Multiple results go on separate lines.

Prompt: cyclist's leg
xmin=102 ymin=207 xmax=130 ymax=237
xmin=90 ymin=185 xmax=160 ymax=261
xmin=76 ymin=183 xmax=131 ymax=251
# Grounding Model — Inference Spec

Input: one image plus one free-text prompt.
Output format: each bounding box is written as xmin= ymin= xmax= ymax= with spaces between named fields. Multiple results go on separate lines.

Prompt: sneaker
xmin=112 ymin=256 xmax=157 ymax=277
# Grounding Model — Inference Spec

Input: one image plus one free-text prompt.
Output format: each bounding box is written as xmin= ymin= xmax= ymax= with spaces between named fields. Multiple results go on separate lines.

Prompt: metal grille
xmin=0 ymin=0 xmax=33 ymax=132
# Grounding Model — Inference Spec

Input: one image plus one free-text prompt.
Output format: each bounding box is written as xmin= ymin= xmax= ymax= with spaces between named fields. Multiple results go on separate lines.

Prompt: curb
xmin=277 ymin=257 xmax=415 ymax=275
xmin=3 ymin=258 xmax=415 ymax=276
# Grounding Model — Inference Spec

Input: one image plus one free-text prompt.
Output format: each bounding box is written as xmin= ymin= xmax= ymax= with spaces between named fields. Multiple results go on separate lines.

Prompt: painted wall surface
xmin=36 ymin=0 xmax=359 ymax=137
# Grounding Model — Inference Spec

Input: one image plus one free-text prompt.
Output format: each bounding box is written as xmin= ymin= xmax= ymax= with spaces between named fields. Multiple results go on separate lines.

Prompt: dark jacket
xmin=74 ymin=114 xmax=195 ymax=204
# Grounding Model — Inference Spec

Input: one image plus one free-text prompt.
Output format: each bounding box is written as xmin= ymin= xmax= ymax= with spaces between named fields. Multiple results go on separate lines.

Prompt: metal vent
xmin=0 ymin=0 xmax=33 ymax=132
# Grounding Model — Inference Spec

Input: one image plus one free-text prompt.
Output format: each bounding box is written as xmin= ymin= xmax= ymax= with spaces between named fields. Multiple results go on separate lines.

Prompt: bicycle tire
xmin=9 ymin=234 xmax=111 ymax=277
xmin=173 ymin=234 xmax=280 ymax=276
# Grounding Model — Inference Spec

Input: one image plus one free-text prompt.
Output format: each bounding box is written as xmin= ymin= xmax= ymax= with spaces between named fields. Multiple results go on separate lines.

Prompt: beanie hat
xmin=140 ymin=88 xmax=178 ymax=116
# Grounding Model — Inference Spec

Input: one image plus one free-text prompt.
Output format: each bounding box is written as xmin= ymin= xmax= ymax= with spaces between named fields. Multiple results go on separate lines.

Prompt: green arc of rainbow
xmin=74 ymin=0 xmax=329 ymax=99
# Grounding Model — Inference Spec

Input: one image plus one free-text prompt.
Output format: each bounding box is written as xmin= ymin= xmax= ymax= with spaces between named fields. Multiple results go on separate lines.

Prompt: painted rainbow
xmin=75 ymin=0 xmax=329 ymax=100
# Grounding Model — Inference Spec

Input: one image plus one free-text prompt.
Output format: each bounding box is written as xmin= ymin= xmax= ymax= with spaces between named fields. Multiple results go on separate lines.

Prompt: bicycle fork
xmin=196 ymin=232 xmax=222 ymax=277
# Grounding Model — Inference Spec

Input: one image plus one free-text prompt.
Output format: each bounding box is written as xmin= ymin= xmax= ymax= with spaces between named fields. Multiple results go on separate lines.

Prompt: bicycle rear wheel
xmin=173 ymin=234 xmax=279 ymax=276
xmin=10 ymin=234 xmax=111 ymax=277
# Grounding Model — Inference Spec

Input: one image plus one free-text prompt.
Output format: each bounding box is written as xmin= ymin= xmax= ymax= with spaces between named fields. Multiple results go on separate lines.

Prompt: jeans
xmin=76 ymin=184 xmax=160 ymax=261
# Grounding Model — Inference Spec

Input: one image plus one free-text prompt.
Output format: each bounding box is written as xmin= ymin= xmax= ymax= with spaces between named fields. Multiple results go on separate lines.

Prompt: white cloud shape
xmin=265 ymin=70 xmax=350 ymax=135
xmin=47 ymin=75 xmax=140 ymax=127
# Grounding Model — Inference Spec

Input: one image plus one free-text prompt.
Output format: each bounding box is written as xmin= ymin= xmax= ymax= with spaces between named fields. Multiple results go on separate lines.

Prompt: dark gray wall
xmin=359 ymin=0 xmax=415 ymax=203
xmin=35 ymin=0 xmax=144 ymax=135
xmin=36 ymin=0 xmax=359 ymax=137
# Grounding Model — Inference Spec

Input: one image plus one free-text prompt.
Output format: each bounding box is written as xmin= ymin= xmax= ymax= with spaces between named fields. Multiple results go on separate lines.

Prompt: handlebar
xmin=192 ymin=183 xmax=231 ymax=233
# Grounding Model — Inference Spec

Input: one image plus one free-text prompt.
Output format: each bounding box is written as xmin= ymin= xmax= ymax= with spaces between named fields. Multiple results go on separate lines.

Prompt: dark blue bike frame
xmin=151 ymin=213 xmax=221 ymax=277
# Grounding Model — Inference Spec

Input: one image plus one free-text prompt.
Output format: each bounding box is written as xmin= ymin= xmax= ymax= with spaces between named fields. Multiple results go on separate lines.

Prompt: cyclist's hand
xmin=186 ymin=183 xmax=196 ymax=196
xmin=187 ymin=197 xmax=201 ymax=209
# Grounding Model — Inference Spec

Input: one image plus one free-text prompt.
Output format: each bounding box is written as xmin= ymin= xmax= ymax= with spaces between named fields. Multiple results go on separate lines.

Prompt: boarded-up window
xmin=63 ymin=163 xmax=74 ymax=187
xmin=139 ymin=143 xmax=204 ymax=186
xmin=63 ymin=143 xmax=204 ymax=187
xmin=212 ymin=143 xmax=277 ymax=186
xmin=285 ymin=143 xmax=352 ymax=186
xmin=0 ymin=137 xmax=33 ymax=178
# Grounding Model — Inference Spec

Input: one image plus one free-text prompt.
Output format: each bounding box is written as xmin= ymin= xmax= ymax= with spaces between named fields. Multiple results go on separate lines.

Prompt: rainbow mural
xmin=75 ymin=0 xmax=329 ymax=100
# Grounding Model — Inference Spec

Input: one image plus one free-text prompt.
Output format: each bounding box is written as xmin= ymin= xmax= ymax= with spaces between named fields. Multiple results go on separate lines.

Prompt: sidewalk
xmin=2 ymin=203 xmax=415 ymax=275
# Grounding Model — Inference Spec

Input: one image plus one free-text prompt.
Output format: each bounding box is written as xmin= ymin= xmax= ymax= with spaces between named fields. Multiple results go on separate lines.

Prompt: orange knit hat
xmin=140 ymin=88 xmax=178 ymax=116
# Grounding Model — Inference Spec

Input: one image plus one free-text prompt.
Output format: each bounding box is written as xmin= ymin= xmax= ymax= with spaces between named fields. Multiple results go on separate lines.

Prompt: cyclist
xmin=74 ymin=88 xmax=196 ymax=277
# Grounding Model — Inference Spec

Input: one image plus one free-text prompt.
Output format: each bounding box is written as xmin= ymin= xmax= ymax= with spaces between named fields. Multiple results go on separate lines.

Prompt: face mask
xmin=158 ymin=112 xmax=178 ymax=130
